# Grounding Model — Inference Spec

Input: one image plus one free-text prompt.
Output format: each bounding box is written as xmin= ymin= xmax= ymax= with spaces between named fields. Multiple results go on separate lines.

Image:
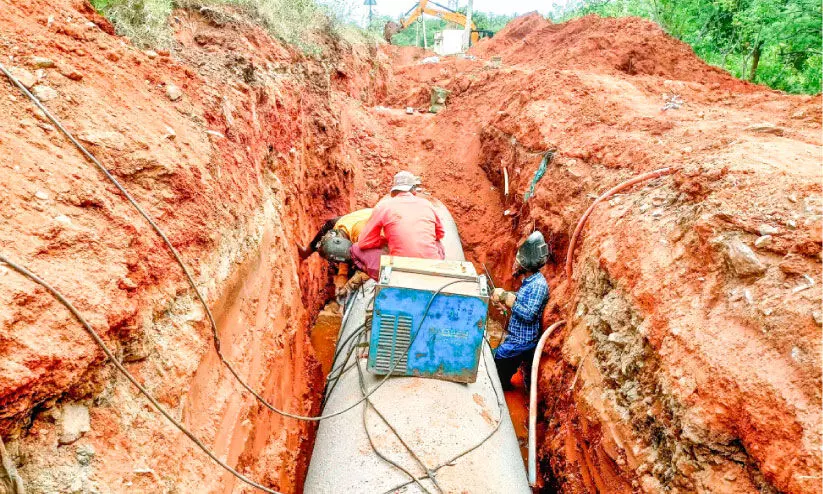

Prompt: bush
xmin=90 ymin=0 xmax=174 ymax=48
xmin=90 ymin=0 xmax=380 ymax=52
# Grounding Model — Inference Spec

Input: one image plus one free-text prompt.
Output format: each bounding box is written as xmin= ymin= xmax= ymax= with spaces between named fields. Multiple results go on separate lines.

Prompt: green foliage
xmin=90 ymin=0 xmax=173 ymax=47
xmin=89 ymin=0 xmax=379 ymax=52
xmin=551 ymin=0 xmax=822 ymax=94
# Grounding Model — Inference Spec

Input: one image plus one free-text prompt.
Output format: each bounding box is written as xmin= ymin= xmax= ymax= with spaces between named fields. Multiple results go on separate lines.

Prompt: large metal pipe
xmin=305 ymin=204 xmax=529 ymax=493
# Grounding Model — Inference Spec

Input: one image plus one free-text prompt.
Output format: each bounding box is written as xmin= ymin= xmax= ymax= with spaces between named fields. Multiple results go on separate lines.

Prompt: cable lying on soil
xmin=0 ymin=65 xmax=473 ymax=424
xmin=0 ymin=254 xmax=283 ymax=494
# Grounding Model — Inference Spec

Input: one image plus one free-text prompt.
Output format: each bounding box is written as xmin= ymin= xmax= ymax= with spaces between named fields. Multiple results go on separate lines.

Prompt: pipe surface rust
xmin=565 ymin=167 xmax=674 ymax=280
xmin=528 ymin=320 xmax=566 ymax=486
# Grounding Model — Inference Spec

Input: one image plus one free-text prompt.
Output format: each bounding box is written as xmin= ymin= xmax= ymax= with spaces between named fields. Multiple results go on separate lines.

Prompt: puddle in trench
xmin=310 ymin=301 xmax=343 ymax=376
xmin=487 ymin=313 xmax=530 ymax=463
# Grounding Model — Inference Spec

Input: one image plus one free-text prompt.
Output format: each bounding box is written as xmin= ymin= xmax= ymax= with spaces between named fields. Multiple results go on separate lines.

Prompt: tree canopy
xmin=552 ymin=0 xmax=821 ymax=94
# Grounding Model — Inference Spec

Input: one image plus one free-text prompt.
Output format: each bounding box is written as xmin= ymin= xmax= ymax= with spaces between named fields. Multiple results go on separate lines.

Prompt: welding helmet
xmin=515 ymin=231 xmax=549 ymax=272
xmin=318 ymin=231 xmax=352 ymax=263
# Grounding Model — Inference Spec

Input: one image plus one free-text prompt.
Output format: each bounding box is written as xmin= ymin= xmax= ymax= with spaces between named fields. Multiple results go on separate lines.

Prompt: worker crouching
xmin=298 ymin=208 xmax=381 ymax=298
xmin=491 ymin=231 xmax=550 ymax=390
xmin=355 ymin=171 xmax=446 ymax=260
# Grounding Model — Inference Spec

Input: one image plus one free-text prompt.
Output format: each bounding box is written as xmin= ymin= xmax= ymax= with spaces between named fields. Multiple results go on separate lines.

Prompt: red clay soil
xmin=0 ymin=1 xmax=390 ymax=492
xmin=367 ymin=12 xmax=821 ymax=494
xmin=1 ymin=3 xmax=821 ymax=494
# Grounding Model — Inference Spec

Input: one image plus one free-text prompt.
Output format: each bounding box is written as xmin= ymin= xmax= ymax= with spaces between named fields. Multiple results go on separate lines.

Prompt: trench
xmin=4 ymin=4 xmax=819 ymax=493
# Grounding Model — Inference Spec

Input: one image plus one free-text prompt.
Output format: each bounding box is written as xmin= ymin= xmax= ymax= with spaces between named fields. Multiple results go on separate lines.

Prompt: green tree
xmin=551 ymin=0 xmax=822 ymax=94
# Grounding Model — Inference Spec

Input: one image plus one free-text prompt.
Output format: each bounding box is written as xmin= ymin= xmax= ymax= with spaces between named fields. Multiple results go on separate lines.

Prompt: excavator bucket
xmin=384 ymin=21 xmax=400 ymax=43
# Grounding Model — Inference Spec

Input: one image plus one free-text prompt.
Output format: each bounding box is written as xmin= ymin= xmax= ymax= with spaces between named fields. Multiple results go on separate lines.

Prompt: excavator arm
xmin=384 ymin=0 xmax=486 ymax=44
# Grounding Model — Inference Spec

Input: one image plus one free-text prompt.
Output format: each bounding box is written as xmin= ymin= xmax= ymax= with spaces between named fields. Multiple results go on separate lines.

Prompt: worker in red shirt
xmin=353 ymin=171 xmax=445 ymax=261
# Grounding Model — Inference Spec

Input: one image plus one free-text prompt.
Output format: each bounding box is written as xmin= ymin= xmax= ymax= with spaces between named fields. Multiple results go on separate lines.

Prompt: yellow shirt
xmin=334 ymin=208 xmax=373 ymax=242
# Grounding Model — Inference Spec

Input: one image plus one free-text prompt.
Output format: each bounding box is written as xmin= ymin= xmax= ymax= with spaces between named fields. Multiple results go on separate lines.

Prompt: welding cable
xmin=0 ymin=254 xmax=282 ymax=494
xmin=325 ymin=321 xmax=367 ymax=382
xmin=355 ymin=359 xmax=438 ymax=494
xmin=565 ymin=167 xmax=674 ymax=280
xmin=321 ymin=326 xmax=368 ymax=405
xmin=316 ymin=279 xmax=476 ymax=419
xmin=0 ymin=65 xmax=474 ymax=423
xmin=351 ymin=329 xmax=444 ymax=494
xmin=379 ymin=337 xmax=507 ymax=494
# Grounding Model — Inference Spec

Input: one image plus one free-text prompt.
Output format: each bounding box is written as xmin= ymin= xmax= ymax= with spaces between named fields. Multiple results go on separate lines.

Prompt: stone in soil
xmin=58 ymin=404 xmax=90 ymax=445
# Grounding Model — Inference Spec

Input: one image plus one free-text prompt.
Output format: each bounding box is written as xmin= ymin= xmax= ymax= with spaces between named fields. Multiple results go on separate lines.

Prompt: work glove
xmin=333 ymin=274 xmax=348 ymax=297
xmin=492 ymin=287 xmax=516 ymax=308
xmin=297 ymin=244 xmax=312 ymax=260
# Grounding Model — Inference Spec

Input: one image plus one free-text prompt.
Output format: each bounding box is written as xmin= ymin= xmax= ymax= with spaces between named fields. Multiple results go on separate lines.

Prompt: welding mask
xmin=318 ymin=231 xmax=352 ymax=263
xmin=515 ymin=231 xmax=549 ymax=272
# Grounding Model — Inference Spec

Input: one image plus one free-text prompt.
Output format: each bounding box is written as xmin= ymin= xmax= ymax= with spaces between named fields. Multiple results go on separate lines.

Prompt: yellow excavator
xmin=384 ymin=0 xmax=493 ymax=45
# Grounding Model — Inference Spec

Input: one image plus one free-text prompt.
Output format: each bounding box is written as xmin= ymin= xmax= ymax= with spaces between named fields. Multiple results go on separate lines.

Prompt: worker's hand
xmin=492 ymin=287 xmax=504 ymax=302
xmin=335 ymin=282 xmax=349 ymax=299
xmin=333 ymin=275 xmax=347 ymax=295
xmin=501 ymin=291 xmax=516 ymax=308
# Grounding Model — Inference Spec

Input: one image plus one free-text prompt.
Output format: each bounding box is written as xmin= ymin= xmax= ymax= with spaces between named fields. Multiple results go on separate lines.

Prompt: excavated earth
xmin=1 ymin=2 xmax=821 ymax=494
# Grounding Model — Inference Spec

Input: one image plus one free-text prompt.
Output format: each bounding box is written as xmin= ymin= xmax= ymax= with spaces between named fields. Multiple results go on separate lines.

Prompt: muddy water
xmin=505 ymin=374 xmax=531 ymax=463
xmin=310 ymin=302 xmax=344 ymax=375
xmin=479 ymin=312 xmax=532 ymax=463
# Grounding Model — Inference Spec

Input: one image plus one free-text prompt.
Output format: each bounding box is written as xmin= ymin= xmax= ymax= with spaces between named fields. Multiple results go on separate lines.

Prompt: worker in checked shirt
xmin=491 ymin=231 xmax=550 ymax=390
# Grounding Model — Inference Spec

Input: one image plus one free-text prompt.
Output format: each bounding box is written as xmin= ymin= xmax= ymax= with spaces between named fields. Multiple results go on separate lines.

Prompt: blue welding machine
xmin=367 ymin=256 xmax=489 ymax=383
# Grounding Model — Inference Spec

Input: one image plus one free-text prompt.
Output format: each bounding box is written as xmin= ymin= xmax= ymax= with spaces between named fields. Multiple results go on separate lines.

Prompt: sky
xmin=336 ymin=0 xmax=571 ymax=27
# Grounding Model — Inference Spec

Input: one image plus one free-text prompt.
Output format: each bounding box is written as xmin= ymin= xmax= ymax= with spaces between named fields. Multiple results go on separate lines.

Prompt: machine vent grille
xmin=374 ymin=314 xmax=412 ymax=374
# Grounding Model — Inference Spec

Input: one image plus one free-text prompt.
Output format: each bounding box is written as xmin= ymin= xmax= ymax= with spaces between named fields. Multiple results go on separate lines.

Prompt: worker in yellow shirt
xmin=298 ymin=208 xmax=380 ymax=296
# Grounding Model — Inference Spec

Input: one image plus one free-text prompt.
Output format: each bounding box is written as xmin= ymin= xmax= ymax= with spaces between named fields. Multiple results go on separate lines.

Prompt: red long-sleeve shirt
xmin=356 ymin=192 xmax=445 ymax=259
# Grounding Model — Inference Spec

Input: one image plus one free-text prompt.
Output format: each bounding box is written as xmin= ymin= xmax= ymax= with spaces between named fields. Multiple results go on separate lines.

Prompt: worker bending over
xmin=298 ymin=208 xmax=381 ymax=297
xmin=355 ymin=171 xmax=445 ymax=260
xmin=491 ymin=231 xmax=550 ymax=390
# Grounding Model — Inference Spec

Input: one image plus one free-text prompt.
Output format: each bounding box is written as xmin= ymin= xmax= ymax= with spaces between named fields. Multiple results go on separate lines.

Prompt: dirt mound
xmin=0 ymin=1 xmax=391 ymax=492
xmin=376 ymin=12 xmax=821 ymax=494
xmin=1 ymin=4 xmax=820 ymax=494
xmin=473 ymin=13 xmax=756 ymax=91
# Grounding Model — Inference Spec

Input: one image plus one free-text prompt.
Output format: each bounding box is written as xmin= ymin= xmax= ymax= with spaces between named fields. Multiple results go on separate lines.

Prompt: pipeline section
xmin=304 ymin=204 xmax=530 ymax=493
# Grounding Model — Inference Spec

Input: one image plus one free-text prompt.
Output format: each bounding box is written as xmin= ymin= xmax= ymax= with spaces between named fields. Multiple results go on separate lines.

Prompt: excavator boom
xmin=384 ymin=0 xmax=488 ymax=45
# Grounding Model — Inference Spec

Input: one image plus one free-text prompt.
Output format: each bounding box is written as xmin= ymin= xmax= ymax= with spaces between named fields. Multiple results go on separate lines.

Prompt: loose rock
xmin=758 ymin=224 xmax=778 ymax=236
xmin=723 ymin=238 xmax=766 ymax=277
xmin=32 ymin=85 xmax=58 ymax=102
xmin=9 ymin=67 xmax=37 ymax=88
xmin=31 ymin=56 xmax=55 ymax=68
xmin=166 ymin=83 xmax=182 ymax=101
xmin=745 ymin=122 xmax=784 ymax=136
xmin=54 ymin=214 xmax=71 ymax=225
xmin=144 ymin=50 xmax=158 ymax=59
xmin=58 ymin=403 xmax=90 ymax=445
xmin=34 ymin=190 xmax=49 ymax=200
xmin=754 ymin=235 xmax=772 ymax=247
xmin=76 ymin=444 xmax=95 ymax=466
xmin=78 ymin=130 xmax=126 ymax=151
xmin=59 ymin=65 xmax=83 ymax=81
